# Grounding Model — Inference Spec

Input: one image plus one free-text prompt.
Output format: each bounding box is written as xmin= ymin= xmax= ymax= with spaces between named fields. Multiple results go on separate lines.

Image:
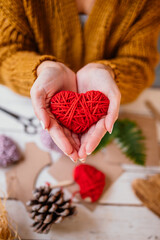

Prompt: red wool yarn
xmin=73 ymin=164 xmax=106 ymax=202
xmin=50 ymin=90 xmax=109 ymax=134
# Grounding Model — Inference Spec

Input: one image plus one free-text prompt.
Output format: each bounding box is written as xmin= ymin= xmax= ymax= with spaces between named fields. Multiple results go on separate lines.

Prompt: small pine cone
xmin=26 ymin=186 xmax=76 ymax=234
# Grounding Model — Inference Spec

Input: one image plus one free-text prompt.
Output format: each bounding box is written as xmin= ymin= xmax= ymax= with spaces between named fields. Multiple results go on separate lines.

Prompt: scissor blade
xmin=0 ymin=106 xmax=20 ymax=119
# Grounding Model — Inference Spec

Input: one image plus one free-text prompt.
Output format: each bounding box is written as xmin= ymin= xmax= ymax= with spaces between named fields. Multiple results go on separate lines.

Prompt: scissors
xmin=0 ymin=106 xmax=41 ymax=134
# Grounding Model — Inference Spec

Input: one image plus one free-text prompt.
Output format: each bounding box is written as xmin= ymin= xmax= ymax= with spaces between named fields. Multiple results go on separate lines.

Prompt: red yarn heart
xmin=50 ymin=90 xmax=109 ymax=134
xmin=73 ymin=164 xmax=106 ymax=202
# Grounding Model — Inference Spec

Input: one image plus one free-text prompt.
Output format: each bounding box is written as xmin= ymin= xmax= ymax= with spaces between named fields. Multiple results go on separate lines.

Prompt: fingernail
xmin=40 ymin=120 xmax=45 ymax=130
xmin=79 ymin=158 xmax=85 ymax=163
xmin=70 ymin=157 xmax=77 ymax=163
xmin=86 ymin=152 xmax=92 ymax=156
xmin=64 ymin=152 xmax=69 ymax=156
xmin=109 ymin=125 xmax=113 ymax=134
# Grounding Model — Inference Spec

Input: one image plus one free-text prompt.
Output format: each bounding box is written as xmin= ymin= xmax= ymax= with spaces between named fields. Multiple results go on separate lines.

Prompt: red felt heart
xmin=73 ymin=164 xmax=106 ymax=202
xmin=50 ymin=90 xmax=109 ymax=134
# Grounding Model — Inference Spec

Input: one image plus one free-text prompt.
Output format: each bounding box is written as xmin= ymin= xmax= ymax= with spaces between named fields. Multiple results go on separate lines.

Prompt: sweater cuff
xmin=32 ymin=55 xmax=57 ymax=80
xmin=0 ymin=52 xmax=58 ymax=96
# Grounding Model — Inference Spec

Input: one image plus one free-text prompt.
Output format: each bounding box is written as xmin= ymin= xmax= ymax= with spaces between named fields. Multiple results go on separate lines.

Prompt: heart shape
xmin=73 ymin=164 xmax=106 ymax=202
xmin=50 ymin=90 xmax=109 ymax=134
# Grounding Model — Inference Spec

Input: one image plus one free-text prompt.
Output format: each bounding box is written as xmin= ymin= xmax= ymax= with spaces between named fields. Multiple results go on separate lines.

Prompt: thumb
xmin=30 ymin=86 xmax=50 ymax=130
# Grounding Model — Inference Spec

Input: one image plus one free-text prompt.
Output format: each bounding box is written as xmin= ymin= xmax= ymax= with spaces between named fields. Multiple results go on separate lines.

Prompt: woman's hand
xmin=77 ymin=63 xmax=121 ymax=162
xmin=30 ymin=61 xmax=80 ymax=162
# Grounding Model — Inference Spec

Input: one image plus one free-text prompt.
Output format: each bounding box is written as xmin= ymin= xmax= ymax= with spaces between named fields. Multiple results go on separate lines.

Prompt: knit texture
xmin=0 ymin=135 xmax=21 ymax=167
xmin=73 ymin=164 xmax=106 ymax=202
xmin=0 ymin=0 xmax=160 ymax=103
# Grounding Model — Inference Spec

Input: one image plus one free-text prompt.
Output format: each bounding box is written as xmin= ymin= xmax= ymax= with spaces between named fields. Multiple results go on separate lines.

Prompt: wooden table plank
xmin=5 ymin=200 xmax=160 ymax=240
xmin=0 ymin=85 xmax=160 ymax=239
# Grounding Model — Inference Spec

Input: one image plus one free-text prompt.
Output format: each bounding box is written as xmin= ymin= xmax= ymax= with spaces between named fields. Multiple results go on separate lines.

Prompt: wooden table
xmin=0 ymin=85 xmax=160 ymax=240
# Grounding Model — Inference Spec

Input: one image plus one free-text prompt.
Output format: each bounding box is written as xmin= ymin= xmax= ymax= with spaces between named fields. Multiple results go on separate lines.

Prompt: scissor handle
xmin=24 ymin=124 xmax=38 ymax=135
xmin=24 ymin=117 xmax=41 ymax=134
xmin=29 ymin=117 xmax=40 ymax=126
xmin=0 ymin=106 xmax=40 ymax=135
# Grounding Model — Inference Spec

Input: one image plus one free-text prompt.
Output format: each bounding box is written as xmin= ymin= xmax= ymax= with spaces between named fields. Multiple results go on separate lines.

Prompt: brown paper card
xmin=48 ymin=113 xmax=159 ymax=210
xmin=97 ymin=113 xmax=159 ymax=166
xmin=49 ymin=151 xmax=123 ymax=185
xmin=48 ymin=151 xmax=123 ymax=210
xmin=119 ymin=113 xmax=160 ymax=166
xmin=6 ymin=143 xmax=52 ymax=205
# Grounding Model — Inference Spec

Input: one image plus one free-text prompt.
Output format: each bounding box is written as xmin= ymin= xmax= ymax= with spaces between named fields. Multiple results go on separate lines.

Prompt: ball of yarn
xmin=40 ymin=129 xmax=62 ymax=153
xmin=50 ymin=90 xmax=109 ymax=134
xmin=73 ymin=164 xmax=106 ymax=202
xmin=0 ymin=135 xmax=21 ymax=168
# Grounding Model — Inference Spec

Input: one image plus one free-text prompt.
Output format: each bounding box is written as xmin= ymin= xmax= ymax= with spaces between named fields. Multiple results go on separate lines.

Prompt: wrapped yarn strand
xmin=73 ymin=164 xmax=106 ymax=202
xmin=50 ymin=90 xmax=109 ymax=134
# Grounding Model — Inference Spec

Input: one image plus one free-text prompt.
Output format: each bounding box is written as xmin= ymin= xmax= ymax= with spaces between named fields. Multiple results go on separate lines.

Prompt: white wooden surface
xmin=0 ymin=85 xmax=160 ymax=240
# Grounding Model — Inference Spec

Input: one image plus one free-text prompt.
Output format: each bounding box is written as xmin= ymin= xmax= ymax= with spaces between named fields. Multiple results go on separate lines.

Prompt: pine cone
xmin=26 ymin=186 xmax=76 ymax=234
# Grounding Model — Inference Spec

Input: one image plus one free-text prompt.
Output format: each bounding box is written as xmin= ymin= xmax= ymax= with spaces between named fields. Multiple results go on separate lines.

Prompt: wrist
xmin=102 ymin=64 xmax=115 ymax=79
xmin=37 ymin=60 xmax=65 ymax=76
xmin=94 ymin=63 xmax=115 ymax=79
xmin=84 ymin=63 xmax=115 ymax=79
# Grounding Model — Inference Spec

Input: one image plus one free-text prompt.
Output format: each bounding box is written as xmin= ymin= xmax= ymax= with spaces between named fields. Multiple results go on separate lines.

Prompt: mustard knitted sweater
xmin=0 ymin=0 xmax=160 ymax=103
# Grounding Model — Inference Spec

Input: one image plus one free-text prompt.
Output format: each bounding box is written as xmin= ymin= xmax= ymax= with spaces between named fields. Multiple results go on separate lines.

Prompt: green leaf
xmin=93 ymin=119 xmax=146 ymax=165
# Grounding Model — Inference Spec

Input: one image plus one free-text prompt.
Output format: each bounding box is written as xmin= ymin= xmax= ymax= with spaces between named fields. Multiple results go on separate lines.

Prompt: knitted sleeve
xmin=0 ymin=1 xmax=56 ymax=96
xmin=94 ymin=4 xmax=160 ymax=104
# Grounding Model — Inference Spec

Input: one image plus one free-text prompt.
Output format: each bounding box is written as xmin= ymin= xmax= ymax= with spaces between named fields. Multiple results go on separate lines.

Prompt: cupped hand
xmin=76 ymin=63 xmax=121 ymax=162
xmin=30 ymin=61 xmax=80 ymax=162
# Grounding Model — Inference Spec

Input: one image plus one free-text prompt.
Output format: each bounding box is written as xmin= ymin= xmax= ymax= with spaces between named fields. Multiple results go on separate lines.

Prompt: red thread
xmin=70 ymin=190 xmax=80 ymax=203
xmin=45 ymin=182 xmax=51 ymax=186
xmin=73 ymin=164 xmax=106 ymax=202
xmin=50 ymin=90 xmax=109 ymax=134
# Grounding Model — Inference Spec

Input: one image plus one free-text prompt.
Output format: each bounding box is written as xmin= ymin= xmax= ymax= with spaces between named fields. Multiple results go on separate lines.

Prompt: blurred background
xmin=154 ymin=36 xmax=160 ymax=87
